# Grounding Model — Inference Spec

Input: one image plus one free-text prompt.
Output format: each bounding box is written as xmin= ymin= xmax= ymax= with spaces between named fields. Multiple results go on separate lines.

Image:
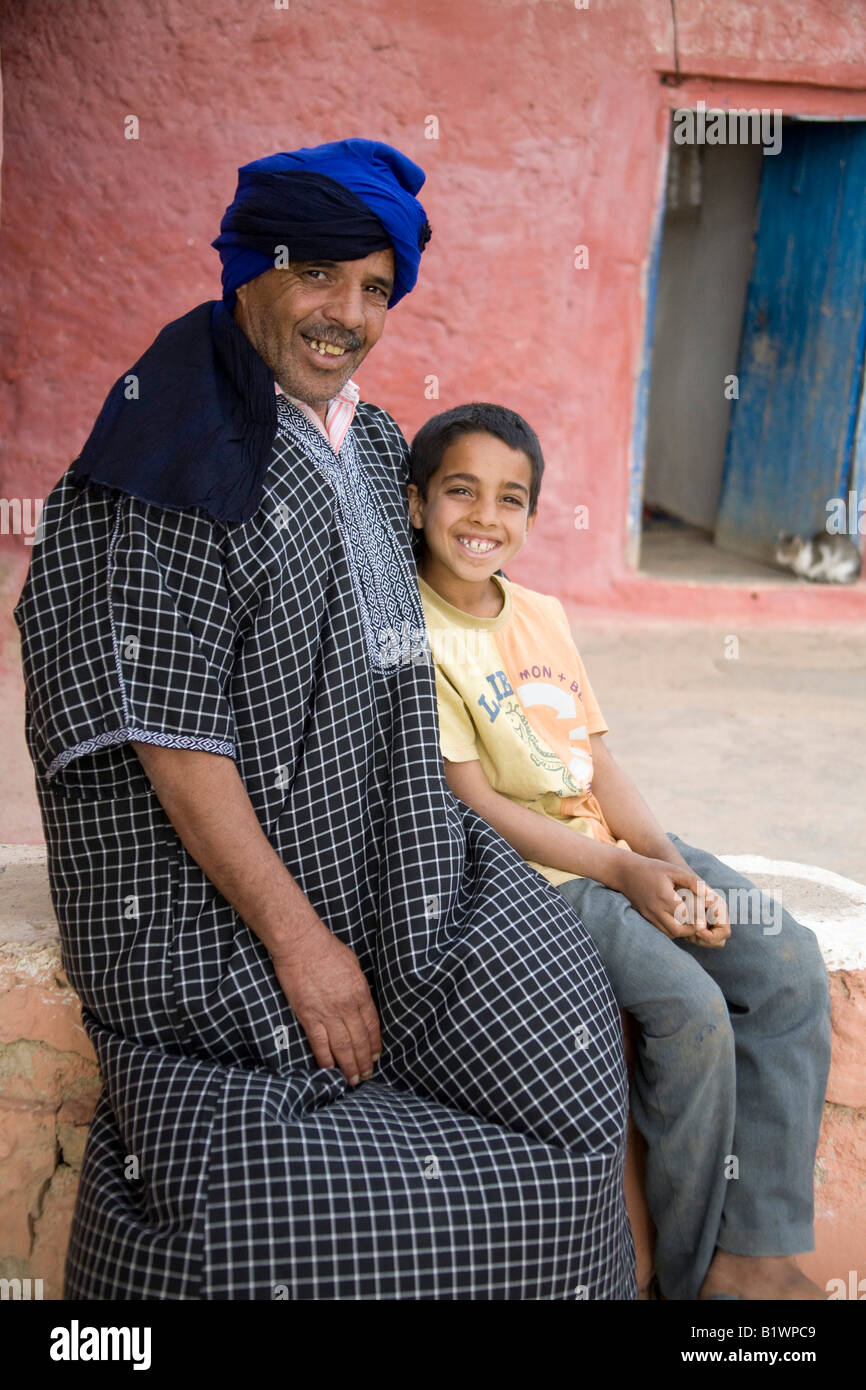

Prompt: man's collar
xmin=275 ymin=379 xmax=359 ymax=452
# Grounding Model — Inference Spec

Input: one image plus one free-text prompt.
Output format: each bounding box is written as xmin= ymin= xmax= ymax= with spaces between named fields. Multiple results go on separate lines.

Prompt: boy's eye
xmin=446 ymin=487 xmax=524 ymax=507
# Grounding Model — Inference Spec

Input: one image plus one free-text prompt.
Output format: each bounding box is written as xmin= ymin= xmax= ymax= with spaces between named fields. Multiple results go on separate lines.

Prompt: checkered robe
xmin=14 ymin=394 xmax=635 ymax=1300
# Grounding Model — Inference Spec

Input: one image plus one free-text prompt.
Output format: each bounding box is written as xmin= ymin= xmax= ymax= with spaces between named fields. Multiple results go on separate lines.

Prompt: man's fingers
xmin=326 ymin=1018 xmax=365 ymax=1086
xmin=304 ymin=1008 xmax=379 ymax=1083
xmin=343 ymin=1007 xmax=376 ymax=1082
xmin=359 ymin=997 xmax=382 ymax=1062
xmin=304 ymin=1021 xmax=336 ymax=1071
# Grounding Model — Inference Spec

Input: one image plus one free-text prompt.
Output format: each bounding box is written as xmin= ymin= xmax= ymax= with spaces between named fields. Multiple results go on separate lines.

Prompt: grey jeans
xmin=556 ymin=834 xmax=832 ymax=1301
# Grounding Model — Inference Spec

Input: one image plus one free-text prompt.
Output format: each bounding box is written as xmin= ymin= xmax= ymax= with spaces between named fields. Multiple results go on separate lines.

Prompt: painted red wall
xmin=2 ymin=0 xmax=866 ymax=607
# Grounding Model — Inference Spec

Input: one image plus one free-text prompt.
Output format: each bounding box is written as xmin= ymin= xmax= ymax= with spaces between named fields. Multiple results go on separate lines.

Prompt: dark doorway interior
xmin=640 ymin=116 xmax=866 ymax=582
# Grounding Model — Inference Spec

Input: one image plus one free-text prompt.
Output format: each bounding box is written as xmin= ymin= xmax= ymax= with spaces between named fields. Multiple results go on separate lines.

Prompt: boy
xmin=407 ymin=402 xmax=831 ymax=1302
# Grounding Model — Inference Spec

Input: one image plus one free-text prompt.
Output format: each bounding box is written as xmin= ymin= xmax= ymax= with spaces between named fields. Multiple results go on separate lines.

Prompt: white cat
xmin=775 ymin=532 xmax=862 ymax=584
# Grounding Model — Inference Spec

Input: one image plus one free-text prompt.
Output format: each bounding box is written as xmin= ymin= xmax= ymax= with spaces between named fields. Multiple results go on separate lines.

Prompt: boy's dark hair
xmin=408 ymin=402 xmax=545 ymax=516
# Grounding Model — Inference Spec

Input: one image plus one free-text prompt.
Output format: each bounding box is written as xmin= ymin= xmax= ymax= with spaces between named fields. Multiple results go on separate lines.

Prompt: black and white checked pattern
xmin=15 ymin=398 xmax=634 ymax=1300
xmin=274 ymin=393 xmax=427 ymax=674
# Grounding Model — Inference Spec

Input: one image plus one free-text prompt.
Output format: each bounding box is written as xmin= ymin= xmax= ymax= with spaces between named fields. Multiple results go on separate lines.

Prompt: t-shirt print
xmin=476 ymin=634 xmax=596 ymax=798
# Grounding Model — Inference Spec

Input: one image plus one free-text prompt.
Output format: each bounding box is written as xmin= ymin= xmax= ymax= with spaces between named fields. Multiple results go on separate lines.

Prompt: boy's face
xmin=407 ymin=432 xmax=536 ymax=584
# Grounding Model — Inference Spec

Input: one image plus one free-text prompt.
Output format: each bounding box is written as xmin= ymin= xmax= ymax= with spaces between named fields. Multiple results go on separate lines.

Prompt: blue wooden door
xmin=714 ymin=122 xmax=866 ymax=562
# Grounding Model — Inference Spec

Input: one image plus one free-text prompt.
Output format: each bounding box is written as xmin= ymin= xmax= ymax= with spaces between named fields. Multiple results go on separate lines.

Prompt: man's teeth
xmin=457 ymin=537 xmax=498 ymax=553
xmin=307 ymin=339 xmax=347 ymax=356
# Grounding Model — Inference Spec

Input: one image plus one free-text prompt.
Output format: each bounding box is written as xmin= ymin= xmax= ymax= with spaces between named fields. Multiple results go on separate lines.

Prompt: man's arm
xmin=132 ymin=743 xmax=381 ymax=1085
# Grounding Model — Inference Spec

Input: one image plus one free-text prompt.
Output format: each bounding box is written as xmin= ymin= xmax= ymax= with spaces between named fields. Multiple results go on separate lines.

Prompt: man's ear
xmin=406 ymin=483 xmax=425 ymax=529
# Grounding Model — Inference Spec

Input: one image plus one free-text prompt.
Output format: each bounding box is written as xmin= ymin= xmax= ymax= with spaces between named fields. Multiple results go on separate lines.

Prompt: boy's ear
xmin=525 ymin=506 xmax=538 ymax=534
xmin=406 ymin=482 xmax=425 ymax=529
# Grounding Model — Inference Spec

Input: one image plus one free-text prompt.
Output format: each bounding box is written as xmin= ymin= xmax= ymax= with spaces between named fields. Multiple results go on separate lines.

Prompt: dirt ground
xmin=573 ymin=618 xmax=866 ymax=885
xmin=3 ymin=547 xmax=865 ymax=885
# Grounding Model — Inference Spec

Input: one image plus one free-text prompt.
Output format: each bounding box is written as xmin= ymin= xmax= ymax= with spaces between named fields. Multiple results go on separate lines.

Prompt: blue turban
xmin=212 ymin=139 xmax=432 ymax=309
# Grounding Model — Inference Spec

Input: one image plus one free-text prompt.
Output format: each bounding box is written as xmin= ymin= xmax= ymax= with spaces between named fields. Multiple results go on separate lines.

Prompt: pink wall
xmin=2 ymin=0 xmax=866 ymax=609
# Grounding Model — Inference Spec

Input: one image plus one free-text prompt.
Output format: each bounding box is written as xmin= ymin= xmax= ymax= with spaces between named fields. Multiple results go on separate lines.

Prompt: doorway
xmin=639 ymin=115 xmax=866 ymax=582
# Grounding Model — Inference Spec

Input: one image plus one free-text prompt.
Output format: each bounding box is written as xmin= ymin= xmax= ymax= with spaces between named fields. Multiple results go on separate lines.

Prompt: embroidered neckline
xmin=274 ymin=400 xmax=427 ymax=673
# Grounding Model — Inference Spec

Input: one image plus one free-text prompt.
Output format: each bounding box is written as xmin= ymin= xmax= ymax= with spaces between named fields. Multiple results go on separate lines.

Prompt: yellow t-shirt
xmin=418 ymin=572 xmax=629 ymax=886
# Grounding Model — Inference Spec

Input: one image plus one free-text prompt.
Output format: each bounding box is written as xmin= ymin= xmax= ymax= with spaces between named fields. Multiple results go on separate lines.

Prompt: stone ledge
xmin=0 ymin=845 xmax=100 ymax=1299
xmin=721 ymin=855 xmax=866 ymax=1111
xmin=1 ymin=844 xmax=864 ymax=1300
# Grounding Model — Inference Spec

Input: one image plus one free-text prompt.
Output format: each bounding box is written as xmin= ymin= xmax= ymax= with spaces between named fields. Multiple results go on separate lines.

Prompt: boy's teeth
xmin=459 ymin=537 xmax=496 ymax=552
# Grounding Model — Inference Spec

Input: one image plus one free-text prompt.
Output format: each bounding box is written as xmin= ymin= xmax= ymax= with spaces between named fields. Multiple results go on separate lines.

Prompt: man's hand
xmin=613 ymin=855 xmax=731 ymax=948
xmin=269 ymin=922 xmax=382 ymax=1085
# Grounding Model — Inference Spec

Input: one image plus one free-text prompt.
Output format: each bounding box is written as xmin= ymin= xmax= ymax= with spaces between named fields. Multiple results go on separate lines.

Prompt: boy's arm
xmin=443 ymin=753 xmax=728 ymax=946
xmin=444 ymin=756 xmax=636 ymax=887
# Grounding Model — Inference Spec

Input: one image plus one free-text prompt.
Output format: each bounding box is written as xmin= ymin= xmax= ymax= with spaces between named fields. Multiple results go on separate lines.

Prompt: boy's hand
xmin=614 ymin=856 xmax=731 ymax=947
xmin=675 ymin=878 xmax=730 ymax=947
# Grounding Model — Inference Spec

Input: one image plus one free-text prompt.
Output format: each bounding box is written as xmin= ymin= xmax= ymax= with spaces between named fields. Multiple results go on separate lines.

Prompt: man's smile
xmin=299 ymin=332 xmax=362 ymax=368
xmin=302 ymin=335 xmax=350 ymax=357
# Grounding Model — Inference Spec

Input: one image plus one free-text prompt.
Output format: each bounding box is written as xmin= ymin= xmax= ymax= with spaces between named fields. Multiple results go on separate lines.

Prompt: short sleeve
xmin=15 ymin=479 xmax=239 ymax=786
xmin=432 ymin=666 xmax=481 ymax=764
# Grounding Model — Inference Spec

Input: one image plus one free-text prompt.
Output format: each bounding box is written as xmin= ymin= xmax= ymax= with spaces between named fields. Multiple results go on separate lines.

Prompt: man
xmin=15 ymin=140 xmax=634 ymax=1300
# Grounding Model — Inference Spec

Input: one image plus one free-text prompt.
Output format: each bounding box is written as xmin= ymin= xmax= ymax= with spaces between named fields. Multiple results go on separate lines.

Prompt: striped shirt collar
xmin=275 ymin=378 xmax=360 ymax=454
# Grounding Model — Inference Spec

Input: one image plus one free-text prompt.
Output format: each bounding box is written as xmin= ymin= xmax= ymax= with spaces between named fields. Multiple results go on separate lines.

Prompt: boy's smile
xmin=408 ymin=432 xmax=536 ymax=614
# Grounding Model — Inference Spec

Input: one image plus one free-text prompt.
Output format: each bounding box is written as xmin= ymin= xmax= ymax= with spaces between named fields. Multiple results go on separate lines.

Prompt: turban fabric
xmin=212 ymin=140 xmax=432 ymax=308
xmin=70 ymin=140 xmax=431 ymax=522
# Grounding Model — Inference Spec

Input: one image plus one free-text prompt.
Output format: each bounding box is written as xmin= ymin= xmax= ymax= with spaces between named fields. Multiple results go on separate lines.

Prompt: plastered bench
xmin=1 ymin=844 xmax=864 ymax=1300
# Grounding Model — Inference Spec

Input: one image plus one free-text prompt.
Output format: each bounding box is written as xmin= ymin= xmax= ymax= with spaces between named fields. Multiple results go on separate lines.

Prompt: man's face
xmin=232 ymin=250 xmax=395 ymax=408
